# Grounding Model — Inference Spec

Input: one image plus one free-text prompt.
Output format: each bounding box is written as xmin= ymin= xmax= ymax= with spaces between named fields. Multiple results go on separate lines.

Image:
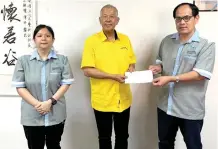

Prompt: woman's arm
xmin=51 ymin=84 xmax=71 ymax=101
xmin=16 ymin=88 xmax=39 ymax=107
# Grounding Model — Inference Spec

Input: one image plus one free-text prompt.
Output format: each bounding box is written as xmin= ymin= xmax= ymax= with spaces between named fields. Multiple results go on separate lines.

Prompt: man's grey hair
xmin=100 ymin=4 xmax=118 ymax=16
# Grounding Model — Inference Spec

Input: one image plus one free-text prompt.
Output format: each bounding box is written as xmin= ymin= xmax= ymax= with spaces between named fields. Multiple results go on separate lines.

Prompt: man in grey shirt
xmin=149 ymin=3 xmax=215 ymax=149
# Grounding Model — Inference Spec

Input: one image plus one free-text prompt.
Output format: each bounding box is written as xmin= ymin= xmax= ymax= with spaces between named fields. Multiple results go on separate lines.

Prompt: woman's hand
xmin=35 ymin=100 xmax=52 ymax=115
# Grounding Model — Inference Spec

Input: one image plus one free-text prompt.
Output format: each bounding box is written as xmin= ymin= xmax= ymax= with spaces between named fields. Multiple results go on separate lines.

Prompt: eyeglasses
xmin=175 ymin=15 xmax=193 ymax=23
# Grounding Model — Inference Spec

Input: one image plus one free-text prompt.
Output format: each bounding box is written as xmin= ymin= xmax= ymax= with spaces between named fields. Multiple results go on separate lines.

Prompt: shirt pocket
xmin=118 ymin=45 xmax=129 ymax=57
xmin=116 ymin=44 xmax=130 ymax=68
xmin=49 ymin=66 xmax=62 ymax=86
xmin=51 ymin=66 xmax=62 ymax=73
xmin=179 ymin=55 xmax=197 ymax=73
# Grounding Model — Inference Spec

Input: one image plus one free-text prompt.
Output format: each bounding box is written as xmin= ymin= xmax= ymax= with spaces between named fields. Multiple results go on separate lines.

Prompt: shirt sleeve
xmin=193 ymin=42 xmax=215 ymax=79
xmin=12 ymin=57 xmax=26 ymax=88
xmin=127 ymin=37 xmax=136 ymax=64
xmin=60 ymin=56 xmax=74 ymax=85
xmin=156 ymin=39 xmax=164 ymax=65
xmin=81 ymin=38 xmax=96 ymax=68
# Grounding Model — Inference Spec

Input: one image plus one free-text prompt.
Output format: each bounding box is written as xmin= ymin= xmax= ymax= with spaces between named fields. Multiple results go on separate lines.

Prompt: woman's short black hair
xmin=33 ymin=24 xmax=55 ymax=39
xmin=173 ymin=3 xmax=199 ymax=18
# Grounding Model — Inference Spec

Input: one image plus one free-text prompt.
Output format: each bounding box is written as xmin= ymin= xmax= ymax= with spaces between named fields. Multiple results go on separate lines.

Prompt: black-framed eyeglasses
xmin=175 ymin=15 xmax=193 ymax=23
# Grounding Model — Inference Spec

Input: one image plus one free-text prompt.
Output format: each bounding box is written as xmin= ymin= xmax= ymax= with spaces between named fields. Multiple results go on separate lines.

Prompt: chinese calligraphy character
xmin=3 ymin=26 xmax=16 ymax=44
xmin=23 ymin=8 xmax=27 ymax=13
xmin=27 ymin=4 xmax=31 ymax=8
xmin=2 ymin=49 xmax=17 ymax=66
xmin=24 ymin=27 xmax=27 ymax=32
xmin=28 ymin=22 xmax=31 ymax=27
xmin=1 ymin=2 xmax=20 ymax=22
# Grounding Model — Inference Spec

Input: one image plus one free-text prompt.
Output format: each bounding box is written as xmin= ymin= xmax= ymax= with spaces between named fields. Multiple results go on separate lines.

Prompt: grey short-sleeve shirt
xmin=156 ymin=31 xmax=215 ymax=120
xmin=12 ymin=49 xmax=74 ymax=126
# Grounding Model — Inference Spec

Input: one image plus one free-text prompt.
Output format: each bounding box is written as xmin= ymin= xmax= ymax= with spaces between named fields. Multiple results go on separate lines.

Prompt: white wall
xmin=0 ymin=0 xmax=217 ymax=149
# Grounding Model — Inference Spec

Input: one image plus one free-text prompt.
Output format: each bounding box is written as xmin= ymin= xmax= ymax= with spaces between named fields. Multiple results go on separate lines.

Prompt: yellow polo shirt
xmin=81 ymin=31 xmax=136 ymax=112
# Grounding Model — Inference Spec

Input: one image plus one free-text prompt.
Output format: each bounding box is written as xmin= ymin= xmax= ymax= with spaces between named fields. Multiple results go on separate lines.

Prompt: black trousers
xmin=23 ymin=121 xmax=65 ymax=149
xmin=94 ymin=107 xmax=130 ymax=149
xmin=158 ymin=108 xmax=203 ymax=149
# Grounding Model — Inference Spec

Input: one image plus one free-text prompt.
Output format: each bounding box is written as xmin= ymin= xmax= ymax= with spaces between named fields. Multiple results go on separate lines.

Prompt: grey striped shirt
xmin=12 ymin=49 xmax=74 ymax=126
xmin=156 ymin=31 xmax=215 ymax=120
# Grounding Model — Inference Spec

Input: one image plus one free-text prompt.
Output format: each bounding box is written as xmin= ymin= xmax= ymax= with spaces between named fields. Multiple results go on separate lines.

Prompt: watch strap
xmin=50 ymin=97 xmax=57 ymax=105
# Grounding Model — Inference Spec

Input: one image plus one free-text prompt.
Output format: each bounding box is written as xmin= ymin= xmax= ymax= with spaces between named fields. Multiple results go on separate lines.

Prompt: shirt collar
xmin=100 ymin=30 xmax=119 ymax=41
xmin=30 ymin=48 xmax=58 ymax=61
xmin=171 ymin=30 xmax=200 ymax=43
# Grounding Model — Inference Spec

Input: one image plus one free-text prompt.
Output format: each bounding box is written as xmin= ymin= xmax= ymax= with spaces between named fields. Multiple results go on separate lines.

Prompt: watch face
xmin=53 ymin=100 xmax=57 ymax=105
xmin=51 ymin=98 xmax=57 ymax=105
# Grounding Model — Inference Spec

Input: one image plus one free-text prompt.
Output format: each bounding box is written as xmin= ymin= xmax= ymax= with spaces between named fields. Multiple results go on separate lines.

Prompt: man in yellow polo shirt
xmin=81 ymin=4 xmax=136 ymax=149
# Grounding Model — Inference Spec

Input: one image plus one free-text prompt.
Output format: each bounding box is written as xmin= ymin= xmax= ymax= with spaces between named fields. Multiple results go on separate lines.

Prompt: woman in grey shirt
xmin=12 ymin=24 xmax=74 ymax=149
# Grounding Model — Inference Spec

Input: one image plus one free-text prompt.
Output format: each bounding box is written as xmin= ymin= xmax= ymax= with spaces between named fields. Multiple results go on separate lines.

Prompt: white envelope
xmin=125 ymin=70 xmax=153 ymax=84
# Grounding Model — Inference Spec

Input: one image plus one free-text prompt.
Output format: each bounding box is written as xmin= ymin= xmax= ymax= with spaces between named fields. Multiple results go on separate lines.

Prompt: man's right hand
xmin=113 ymin=74 xmax=126 ymax=83
xmin=149 ymin=64 xmax=162 ymax=75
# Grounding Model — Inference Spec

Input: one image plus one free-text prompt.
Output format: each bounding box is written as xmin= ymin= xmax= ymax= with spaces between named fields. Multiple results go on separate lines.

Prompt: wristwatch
xmin=50 ymin=97 xmax=57 ymax=105
xmin=175 ymin=76 xmax=180 ymax=83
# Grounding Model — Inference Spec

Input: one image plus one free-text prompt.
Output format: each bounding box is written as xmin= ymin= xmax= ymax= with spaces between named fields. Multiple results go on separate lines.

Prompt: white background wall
xmin=0 ymin=0 xmax=217 ymax=149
